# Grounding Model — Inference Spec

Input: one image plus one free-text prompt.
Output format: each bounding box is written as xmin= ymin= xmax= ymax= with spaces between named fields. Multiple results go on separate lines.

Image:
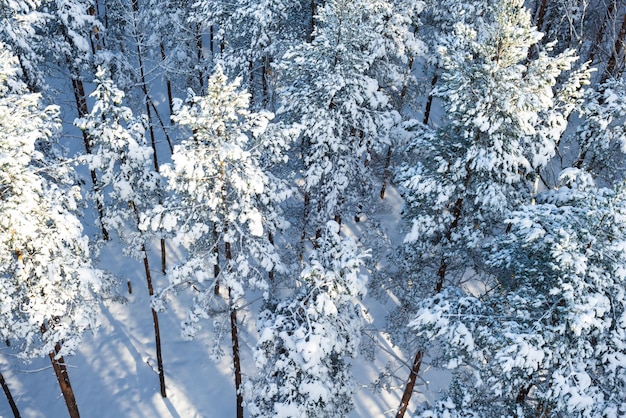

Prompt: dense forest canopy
xmin=1 ymin=0 xmax=626 ymax=416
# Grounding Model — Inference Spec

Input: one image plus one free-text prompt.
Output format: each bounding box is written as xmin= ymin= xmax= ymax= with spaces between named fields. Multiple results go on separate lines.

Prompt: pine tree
xmin=249 ymin=221 xmax=368 ymax=418
xmin=148 ymin=65 xmax=290 ymax=416
xmin=391 ymin=0 xmax=590 ymax=415
xmin=278 ymin=0 xmax=400 ymax=241
xmin=412 ymin=169 xmax=626 ymax=417
xmin=0 ymin=43 xmax=108 ymax=418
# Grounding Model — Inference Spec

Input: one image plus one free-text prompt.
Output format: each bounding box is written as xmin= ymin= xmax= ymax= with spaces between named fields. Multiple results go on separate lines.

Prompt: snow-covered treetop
xmin=0 ymin=44 xmax=107 ymax=359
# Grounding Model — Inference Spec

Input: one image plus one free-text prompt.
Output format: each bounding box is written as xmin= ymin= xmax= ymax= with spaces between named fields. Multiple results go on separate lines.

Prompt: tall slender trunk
xmin=131 ymin=0 xmax=167 ymax=273
xmin=262 ymin=55 xmax=270 ymax=107
xmin=396 ymin=183 xmax=466 ymax=418
xmin=224 ymin=232 xmax=243 ymax=418
xmin=533 ymin=0 xmax=548 ymax=33
xmin=159 ymin=43 xmax=174 ymax=117
xmin=588 ymin=2 xmax=616 ymax=65
xmin=131 ymin=202 xmax=167 ymax=397
xmin=268 ymin=231 xmax=275 ymax=282
xmin=0 ymin=369 xmax=20 ymax=418
xmin=196 ymin=23 xmax=204 ymax=92
xmin=213 ymin=223 xmax=220 ymax=295
xmin=229 ymin=290 xmax=243 ymax=418
xmin=71 ymin=76 xmax=109 ymax=241
xmin=142 ymin=245 xmax=167 ymax=397
xmin=422 ymin=73 xmax=438 ymax=127
xmin=42 ymin=335 xmax=80 ymax=418
xmin=309 ymin=0 xmax=317 ymax=42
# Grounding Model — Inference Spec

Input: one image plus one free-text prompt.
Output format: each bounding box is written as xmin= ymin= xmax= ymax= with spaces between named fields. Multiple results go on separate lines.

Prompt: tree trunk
xmin=396 ymin=350 xmax=422 ymax=418
xmin=262 ymin=55 xmax=270 ymax=107
xmin=229 ymin=291 xmax=244 ymax=418
xmin=130 ymin=0 xmax=167 ymax=273
xmin=49 ymin=346 xmax=80 ymax=418
xmin=196 ymin=23 xmax=204 ymax=92
xmin=142 ymin=244 xmax=167 ymax=397
xmin=0 ymin=369 xmax=20 ymax=418
xmin=588 ymin=2 xmax=616 ymax=65
xmin=268 ymin=232 xmax=275 ymax=282
xmin=533 ymin=0 xmax=548 ymax=33
xmin=71 ymin=76 xmax=109 ymax=241
xmin=397 ymin=191 xmax=465 ymax=417
xmin=159 ymin=43 xmax=174 ymax=118
xmin=381 ymin=58 xmax=431 ymax=200
xmin=309 ymin=0 xmax=317 ymax=42
xmin=131 ymin=201 xmax=167 ymax=397
xmin=224 ymin=230 xmax=243 ymax=418
xmin=379 ymin=145 xmax=393 ymax=199
xmin=422 ymin=73 xmax=438 ymax=126
xmin=214 ymin=223 xmax=220 ymax=295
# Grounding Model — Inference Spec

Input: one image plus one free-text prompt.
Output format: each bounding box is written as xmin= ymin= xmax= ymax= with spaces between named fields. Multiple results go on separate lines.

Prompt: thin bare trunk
xmin=588 ymin=2 xmax=616 ymax=65
xmin=131 ymin=202 xmax=167 ymax=397
xmin=149 ymin=98 xmax=173 ymax=154
xmin=268 ymin=232 xmax=275 ymax=282
xmin=224 ymin=229 xmax=243 ymax=418
xmin=0 ymin=369 xmax=20 ymax=418
xmin=309 ymin=0 xmax=317 ymax=42
xmin=142 ymin=243 xmax=167 ymax=397
xmin=229 ymin=290 xmax=243 ymax=418
xmin=533 ymin=0 xmax=548 ymax=32
xmin=422 ymin=73 xmax=438 ymax=126
xmin=262 ymin=56 xmax=270 ymax=107
xmin=196 ymin=23 xmax=204 ymax=91
xmin=379 ymin=145 xmax=393 ymax=199
xmin=160 ymin=43 xmax=174 ymax=117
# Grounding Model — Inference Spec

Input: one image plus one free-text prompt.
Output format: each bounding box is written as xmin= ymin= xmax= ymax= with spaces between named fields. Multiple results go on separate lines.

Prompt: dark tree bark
xmin=396 ymin=350 xmax=422 ymax=418
xmin=130 ymin=0 xmax=167 ymax=274
xmin=142 ymin=243 xmax=167 ymax=397
xmin=0 ymin=369 xmax=20 ymax=418
xmin=229 ymin=294 xmax=243 ymax=418
xmin=44 ymin=338 xmax=80 ymax=418
xmin=396 ymin=172 xmax=468 ymax=417
xmin=131 ymin=202 xmax=167 ymax=397
xmin=71 ymin=76 xmax=109 ymax=241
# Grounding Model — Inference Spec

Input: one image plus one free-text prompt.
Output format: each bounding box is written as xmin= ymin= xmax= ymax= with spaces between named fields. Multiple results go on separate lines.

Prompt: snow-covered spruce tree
xmin=249 ymin=221 xmax=368 ymax=418
xmin=390 ymin=0 xmax=589 ymax=414
xmin=411 ymin=168 xmax=626 ymax=417
xmin=0 ymin=44 xmax=108 ymax=418
xmin=278 ymin=0 xmax=401 ymax=241
xmin=74 ymin=66 xmax=167 ymax=397
xmin=149 ymin=65 xmax=290 ymax=416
